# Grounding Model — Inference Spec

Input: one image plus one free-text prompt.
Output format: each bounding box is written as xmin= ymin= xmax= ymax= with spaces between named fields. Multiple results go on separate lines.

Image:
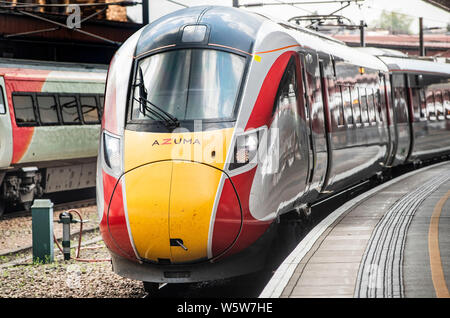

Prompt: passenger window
xmin=80 ymin=96 xmax=100 ymax=124
xmin=352 ymin=87 xmax=361 ymax=124
xmin=13 ymin=94 xmax=36 ymax=125
xmin=394 ymin=87 xmax=409 ymax=123
xmin=343 ymin=86 xmax=353 ymax=126
xmin=359 ymin=88 xmax=368 ymax=124
xmin=370 ymin=88 xmax=378 ymax=124
xmin=434 ymin=91 xmax=444 ymax=120
xmin=0 ymin=88 xmax=5 ymax=114
xmin=444 ymin=91 xmax=450 ymax=119
xmin=337 ymin=86 xmax=345 ymax=127
xmin=411 ymin=88 xmax=421 ymax=121
xmin=426 ymin=90 xmax=436 ymax=120
xmin=377 ymin=78 xmax=386 ymax=123
xmin=37 ymin=94 xmax=59 ymax=124
xmin=419 ymin=89 xmax=427 ymax=120
xmin=59 ymin=96 xmax=81 ymax=124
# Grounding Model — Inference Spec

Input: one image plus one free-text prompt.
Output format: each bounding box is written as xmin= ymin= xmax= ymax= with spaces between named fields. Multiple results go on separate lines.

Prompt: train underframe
xmin=0 ymin=158 xmax=97 ymax=215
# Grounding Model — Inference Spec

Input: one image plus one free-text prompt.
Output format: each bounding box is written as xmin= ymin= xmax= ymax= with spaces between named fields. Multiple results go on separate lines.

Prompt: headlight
xmin=229 ymin=130 xmax=261 ymax=170
xmin=103 ymin=131 xmax=122 ymax=176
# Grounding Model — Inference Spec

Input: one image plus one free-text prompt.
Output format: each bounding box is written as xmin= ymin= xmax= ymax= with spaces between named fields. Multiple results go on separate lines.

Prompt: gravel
xmin=0 ymin=240 xmax=146 ymax=298
xmin=0 ymin=204 xmax=147 ymax=298
xmin=0 ymin=205 xmax=99 ymax=255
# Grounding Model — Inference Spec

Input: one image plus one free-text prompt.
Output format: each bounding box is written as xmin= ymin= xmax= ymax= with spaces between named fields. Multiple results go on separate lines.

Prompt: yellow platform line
xmin=428 ymin=190 xmax=450 ymax=298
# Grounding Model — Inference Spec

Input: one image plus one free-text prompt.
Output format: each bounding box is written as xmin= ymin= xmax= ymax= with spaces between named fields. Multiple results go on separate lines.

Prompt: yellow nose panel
xmin=124 ymin=161 xmax=173 ymax=262
xmin=123 ymin=160 xmax=223 ymax=264
xmin=169 ymin=161 xmax=222 ymax=263
xmin=123 ymin=128 xmax=233 ymax=264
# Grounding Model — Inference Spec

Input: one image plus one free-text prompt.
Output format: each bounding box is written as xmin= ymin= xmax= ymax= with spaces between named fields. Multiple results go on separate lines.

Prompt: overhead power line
xmin=0 ymin=0 xmax=137 ymax=9
xmin=239 ymin=0 xmax=365 ymax=7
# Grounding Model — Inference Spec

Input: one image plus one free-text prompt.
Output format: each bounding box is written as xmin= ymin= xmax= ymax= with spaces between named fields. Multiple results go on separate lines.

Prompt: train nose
xmin=118 ymin=160 xmax=241 ymax=264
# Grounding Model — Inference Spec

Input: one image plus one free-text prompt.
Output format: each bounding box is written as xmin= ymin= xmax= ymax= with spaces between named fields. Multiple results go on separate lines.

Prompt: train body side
xmin=379 ymin=56 xmax=450 ymax=164
xmin=243 ymin=20 xmax=390 ymax=216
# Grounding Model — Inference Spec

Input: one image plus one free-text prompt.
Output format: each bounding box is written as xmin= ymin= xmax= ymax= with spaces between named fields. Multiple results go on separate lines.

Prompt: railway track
xmin=0 ymin=198 xmax=96 ymax=219
xmin=0 ymin=186 xmax=96 ymax=219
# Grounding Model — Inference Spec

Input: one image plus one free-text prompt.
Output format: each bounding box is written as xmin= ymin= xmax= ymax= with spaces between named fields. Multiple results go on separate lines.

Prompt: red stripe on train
xmin=1 ymin=69 xmax=53 ymax=164
xmin=100 ymin=171 xmax=137 ymax=261
xmin=245 ymin=51 xmax=295 ymax=130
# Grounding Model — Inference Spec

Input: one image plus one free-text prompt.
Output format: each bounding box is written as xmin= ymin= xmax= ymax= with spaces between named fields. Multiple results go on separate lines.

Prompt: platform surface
xmin=260 ymin=162 xmax=450 ymax=298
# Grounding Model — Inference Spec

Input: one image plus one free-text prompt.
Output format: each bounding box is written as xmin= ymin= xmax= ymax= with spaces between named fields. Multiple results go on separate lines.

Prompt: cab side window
xmin=273 ymin=57 xmax=298 ymax=116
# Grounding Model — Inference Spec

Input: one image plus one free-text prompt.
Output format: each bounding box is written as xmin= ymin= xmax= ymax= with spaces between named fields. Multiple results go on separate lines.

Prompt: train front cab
xmin=96 ymin=5 xmax=338 ymax=282
xmin=97 ymin=15 xmax=285 ymax=282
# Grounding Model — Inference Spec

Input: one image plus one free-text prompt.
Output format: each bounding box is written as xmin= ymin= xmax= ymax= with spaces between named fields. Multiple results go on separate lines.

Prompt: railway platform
xmin=260 ymin=161 xmax=450 ymax=298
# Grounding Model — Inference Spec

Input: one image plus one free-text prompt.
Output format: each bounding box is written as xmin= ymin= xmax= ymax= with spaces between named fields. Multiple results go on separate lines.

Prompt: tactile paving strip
xmin=354 ymin=171 xmax=450 ymax=298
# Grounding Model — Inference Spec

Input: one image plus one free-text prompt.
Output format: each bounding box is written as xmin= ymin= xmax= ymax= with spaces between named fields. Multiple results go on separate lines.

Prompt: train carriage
xmin=367 ymin=50 xmax=450 ymax=164
xmin=97 ymin=6 xmax=450 ymax=287
xmin=0 ymin=58 xmax=107 ymax=215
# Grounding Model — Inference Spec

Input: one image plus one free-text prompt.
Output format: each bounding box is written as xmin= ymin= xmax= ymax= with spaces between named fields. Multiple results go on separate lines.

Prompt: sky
xmin=126 ymin=0 xmax=450 ymax=34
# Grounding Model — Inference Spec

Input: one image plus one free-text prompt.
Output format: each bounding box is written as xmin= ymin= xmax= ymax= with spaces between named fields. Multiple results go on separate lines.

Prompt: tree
xmin=375 ymin=10 xmax=414 ymax=34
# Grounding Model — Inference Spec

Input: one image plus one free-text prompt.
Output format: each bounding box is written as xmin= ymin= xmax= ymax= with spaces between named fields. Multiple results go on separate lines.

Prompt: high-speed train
xmin=97 ymin=6 xmax=450 ymax=287
xmin=0 ymin=58 xmax=106 ymax=215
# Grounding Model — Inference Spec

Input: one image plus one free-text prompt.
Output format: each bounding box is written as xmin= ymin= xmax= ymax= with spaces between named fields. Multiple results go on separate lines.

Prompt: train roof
xmin=0 ymin=58 xmax=107 ymax=82
xmin=135 ymin=6 xmax=265 ymax=58
xmin=135 ymin=6 xmax=387 ymax=72
xmin=378 ymin=56 xmax=450 ymax=76
xmin=249 ymin=10 xmax=346 ymax=46
xmin=355 ymin=47 xmax=450 ymax=75
xmin=354 ymin=47 xmax=408 ymax=58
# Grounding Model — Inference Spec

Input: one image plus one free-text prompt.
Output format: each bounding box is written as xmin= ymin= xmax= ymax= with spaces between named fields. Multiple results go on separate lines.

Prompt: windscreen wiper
xmin=133 ymin=96 xmax=180 ymax=128
xmin=133 ymin=67 xmax=180 ymax=128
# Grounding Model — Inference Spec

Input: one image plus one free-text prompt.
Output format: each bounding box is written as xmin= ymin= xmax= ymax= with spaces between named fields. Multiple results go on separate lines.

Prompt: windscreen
xmin=131 ymin=49 xmax=246 ymax=122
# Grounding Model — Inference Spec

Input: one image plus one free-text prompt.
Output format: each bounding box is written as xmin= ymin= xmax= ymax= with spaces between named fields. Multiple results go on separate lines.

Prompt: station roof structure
xmin=333 ymin=34 xmax=450 ymax=58
xmin=423 ymin=0 xmax=450 ymax=12
xmin=0 ymin=1 xmax=142 ymax=64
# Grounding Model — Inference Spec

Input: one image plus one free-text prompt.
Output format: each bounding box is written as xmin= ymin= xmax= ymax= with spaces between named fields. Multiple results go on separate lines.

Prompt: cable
xmin=166 ymin=0 xmax=188 ymax=8
xmin=272 ymin=0 xmax=315 ymax=15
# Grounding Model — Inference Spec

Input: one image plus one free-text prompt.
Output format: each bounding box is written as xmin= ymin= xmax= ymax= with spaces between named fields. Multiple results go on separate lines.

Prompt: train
xmin=0 ymin=58 xmax=107 ymax=215
xmin=96 ymin=6 xmax=450 ymax=289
